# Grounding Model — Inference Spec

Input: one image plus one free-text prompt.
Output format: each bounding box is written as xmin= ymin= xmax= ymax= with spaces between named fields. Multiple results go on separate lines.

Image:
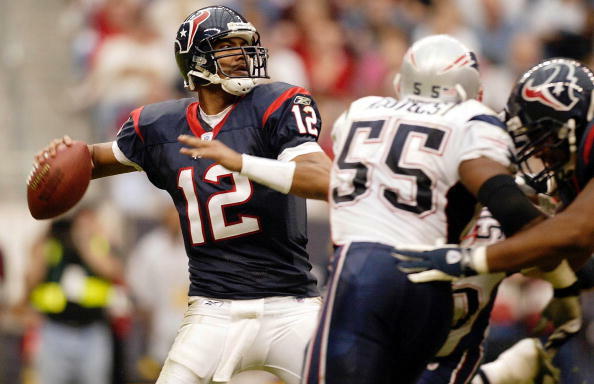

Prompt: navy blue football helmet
xmin=174 ymin=6 xmax=269 ymax=95
xmin=505 ymin=58 xmax=594 ymax=195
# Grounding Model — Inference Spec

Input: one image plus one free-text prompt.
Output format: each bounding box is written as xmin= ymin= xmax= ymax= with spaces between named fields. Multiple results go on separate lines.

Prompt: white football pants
xmin=156 ymin=295 xmax=321 ymax=384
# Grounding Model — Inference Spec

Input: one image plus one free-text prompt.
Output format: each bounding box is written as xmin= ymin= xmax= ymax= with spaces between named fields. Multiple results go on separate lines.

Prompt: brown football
xmin=27 ymin=141 xmax=92 ymax=220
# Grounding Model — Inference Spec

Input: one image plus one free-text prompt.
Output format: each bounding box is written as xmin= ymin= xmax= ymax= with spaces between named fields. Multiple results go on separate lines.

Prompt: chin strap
xmin=187 ymin=69 xmax=256 ymax=96
xmin=454 ymin=84 xmax=468 ymax=102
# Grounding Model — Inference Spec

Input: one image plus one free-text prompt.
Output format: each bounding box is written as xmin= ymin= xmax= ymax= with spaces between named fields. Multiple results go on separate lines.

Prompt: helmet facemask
xmin=505 ymin=58 xmax=594 ymax=198
xmin=507 ymin=114 xmax=578 ymax=195
xmin=187 ymin=29 xmax=269 ymax=95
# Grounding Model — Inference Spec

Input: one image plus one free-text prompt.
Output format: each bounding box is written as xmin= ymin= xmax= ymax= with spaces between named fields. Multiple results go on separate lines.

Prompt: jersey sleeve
xmin=114 ymin=107 xmax=146 ymax=171
xmin=331 ymin=111 xmax=349 ymax=157
xmin=331 ymin=96 xmax=383 ymax=158
xmin=458 ymin=114 xmax=514 ymax=168
xmin=262 ymin=87 xmax=322 ymax=159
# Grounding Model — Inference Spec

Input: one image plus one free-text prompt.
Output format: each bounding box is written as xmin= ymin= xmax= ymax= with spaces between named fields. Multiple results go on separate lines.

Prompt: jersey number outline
xmin=178 ymin=165 xmax=260 ymax=245
xmin=291 ymin=105 xmax=318 ymax=136
xmin=332 ymin=119 xmax=447 ymax=215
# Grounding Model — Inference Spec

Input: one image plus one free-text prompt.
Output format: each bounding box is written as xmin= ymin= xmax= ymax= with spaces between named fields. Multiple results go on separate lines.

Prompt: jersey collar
xmin=186 ymin=101 xmax=237 ymax=140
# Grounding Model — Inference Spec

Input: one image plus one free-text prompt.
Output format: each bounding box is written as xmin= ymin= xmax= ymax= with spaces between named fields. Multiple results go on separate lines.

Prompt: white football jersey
xmin=330 ymin=96 xmax=513 ymax=247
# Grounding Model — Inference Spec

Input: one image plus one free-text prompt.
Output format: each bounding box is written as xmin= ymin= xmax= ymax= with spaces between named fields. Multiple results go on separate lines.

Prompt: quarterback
xmin=34 ymin=5 xmax=331 ymax=384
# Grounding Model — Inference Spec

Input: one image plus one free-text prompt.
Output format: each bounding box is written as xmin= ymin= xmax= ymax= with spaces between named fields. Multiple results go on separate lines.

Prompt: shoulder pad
xmin=133 ymin=98 xmax=194 ymax=143
xmin=249 ymin=82 xmax=314 ymax=126
xmin=351 ymin=96 xmax=388 ymax=109
xmin=449 ymin=100 xmax=503 ymax=126
xmin=248 ymin=82 xmax=311 ymax=108
xmin=139 ymin=98 xmax=194 ymax=125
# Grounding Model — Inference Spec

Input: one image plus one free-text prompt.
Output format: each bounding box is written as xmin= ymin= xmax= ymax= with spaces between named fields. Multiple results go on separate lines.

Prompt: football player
xmin=419 ymin=204 xmax=586 ymax=384
xmin=398 ymin=57 xmax=594 ymax=384
xmin=395 ymin=58 xmax=594 ymax=287
xmin=302 ymin=35 xmax=547 ymax=384
xmin=34 ymin=5 xmax=331 ymax=384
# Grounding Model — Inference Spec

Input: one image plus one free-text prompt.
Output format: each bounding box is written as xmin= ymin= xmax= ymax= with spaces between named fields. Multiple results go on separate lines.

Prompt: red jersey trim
xmin=582 ymin=125 xmax=594 ymax=165
xmin=262 ymin=87 xmax=310 ymax=127
xmin=186 ymin=102 xmax=202 ymax=137
xmin=130 ymin=106 xmax=145 ymax=143
xmin=186 ymin=101 xmax=238 ymax=139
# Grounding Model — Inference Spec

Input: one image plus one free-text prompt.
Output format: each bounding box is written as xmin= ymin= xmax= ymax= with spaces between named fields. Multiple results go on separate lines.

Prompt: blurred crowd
xmin=1 ymin=0 xmax=593 ymax=383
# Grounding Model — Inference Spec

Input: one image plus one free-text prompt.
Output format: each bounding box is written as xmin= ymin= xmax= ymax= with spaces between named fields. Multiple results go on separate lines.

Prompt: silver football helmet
xmin=395 ymin=35 xmax=481 ymax=102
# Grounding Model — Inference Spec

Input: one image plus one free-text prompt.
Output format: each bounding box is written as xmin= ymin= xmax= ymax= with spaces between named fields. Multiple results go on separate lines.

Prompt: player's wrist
xmin=464 ymin=246 xmax=489 ymax=274
xmin=553 ymin=282 xmax=581 ymax=298
xmin=542 ymin=260 xmax=577 ymax=289
xmin=240 ymin=154 xmax=296 ymax=194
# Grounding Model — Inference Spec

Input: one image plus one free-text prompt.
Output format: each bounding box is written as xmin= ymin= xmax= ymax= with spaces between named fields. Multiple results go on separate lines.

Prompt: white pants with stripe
xmin=156 ymin=295 xmax=321 ymax=384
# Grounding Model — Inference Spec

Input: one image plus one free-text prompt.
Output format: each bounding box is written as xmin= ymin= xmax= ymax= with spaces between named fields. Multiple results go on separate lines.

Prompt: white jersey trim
xmin=112 ymin=141 xmax=143 ymax=171
xmin=278 ymin=141 xmax=323 ymax=162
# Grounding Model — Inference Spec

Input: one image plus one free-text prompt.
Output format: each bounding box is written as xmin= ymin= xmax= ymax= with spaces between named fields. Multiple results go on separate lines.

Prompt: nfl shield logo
xmin=201 ymin=132 xmax=213 ymax=141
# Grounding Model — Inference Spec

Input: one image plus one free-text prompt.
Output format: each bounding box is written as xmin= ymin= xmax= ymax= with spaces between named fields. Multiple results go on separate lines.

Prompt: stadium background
xmin=0 ymin=0 xmax=592 ymax=383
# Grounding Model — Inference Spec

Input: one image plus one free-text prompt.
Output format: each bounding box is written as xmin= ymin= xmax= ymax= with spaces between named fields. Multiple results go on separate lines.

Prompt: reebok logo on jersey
xmin=293 ymin=96 xmax=311 ymax=106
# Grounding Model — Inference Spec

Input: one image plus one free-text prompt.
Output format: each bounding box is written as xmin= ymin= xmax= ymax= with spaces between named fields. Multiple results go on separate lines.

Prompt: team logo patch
xmin=521 ymin=62 xmax=581 ymax=111
xmin=175 ymin=10 xmax=211 ymax=54
xmin=293 ymin=95 xmax=311 ymax=106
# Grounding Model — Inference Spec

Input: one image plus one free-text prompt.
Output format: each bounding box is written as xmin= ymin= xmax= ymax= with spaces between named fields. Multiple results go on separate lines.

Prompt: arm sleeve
xmin=459 ymin=115 xmax=514 ymax=168
xmin=331 ymin=111 xmax=349 ymax=158
xmin=114 ymin=107 xmax=146 ymax=170
xmin=263 ymin=91 xmax=321 ymax=157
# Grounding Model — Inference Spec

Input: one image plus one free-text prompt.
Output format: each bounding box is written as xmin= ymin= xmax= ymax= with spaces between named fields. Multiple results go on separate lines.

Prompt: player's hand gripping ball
xmin=27 ymin=138 xmax=92 ymax=219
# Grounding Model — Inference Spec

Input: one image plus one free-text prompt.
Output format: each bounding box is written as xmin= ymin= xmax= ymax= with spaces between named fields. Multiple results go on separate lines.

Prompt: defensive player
xmin=395 ymin=58 xmax=594 ymax=284
xmin=302 ymin=35 xmax=547 ymax=384
xmin=35 ymin=6 xmax=331 ymax=384
xmin=418 ymin=204 xmax=584 ymax=384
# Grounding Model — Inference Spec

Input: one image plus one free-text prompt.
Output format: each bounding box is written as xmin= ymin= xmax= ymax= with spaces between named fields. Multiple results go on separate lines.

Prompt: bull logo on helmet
xmin=175 ymin=10 xmax=211 ymax=54
xmin=521 ymin=62 xmax=581 ymax=112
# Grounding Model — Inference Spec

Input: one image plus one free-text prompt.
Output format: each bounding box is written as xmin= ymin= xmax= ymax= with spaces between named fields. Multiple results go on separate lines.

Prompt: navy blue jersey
xmin=115 ymin=82 xmax=321 ymax=299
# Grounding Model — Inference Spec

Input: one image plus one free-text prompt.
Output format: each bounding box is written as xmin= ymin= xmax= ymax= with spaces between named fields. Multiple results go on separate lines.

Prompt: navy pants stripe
xmin=418 ymin=343 xmax=484 ymax=384
xmin=303 ymin=242 xmax=453 ymax=384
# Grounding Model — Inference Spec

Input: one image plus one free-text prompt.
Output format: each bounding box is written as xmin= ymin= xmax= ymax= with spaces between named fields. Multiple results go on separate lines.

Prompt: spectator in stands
xmin=127 ymin=205 xmax=189 ymax=380
xmin=26 ymin=207 xmax=123 ymax=384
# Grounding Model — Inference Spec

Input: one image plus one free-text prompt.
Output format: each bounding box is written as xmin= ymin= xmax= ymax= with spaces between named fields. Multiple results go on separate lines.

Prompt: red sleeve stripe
xmin=131 ymin=106 xmax=145 ymax=143
xmin=582 ymin=125 xmax=594 ymax=165
xmin=262 ymin=87 xmax=310 ymax=127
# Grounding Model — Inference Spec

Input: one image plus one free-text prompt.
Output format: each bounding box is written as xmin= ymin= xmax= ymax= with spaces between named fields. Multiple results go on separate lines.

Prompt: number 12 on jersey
xmin=178 ymin=165 xmax=261 ymax=245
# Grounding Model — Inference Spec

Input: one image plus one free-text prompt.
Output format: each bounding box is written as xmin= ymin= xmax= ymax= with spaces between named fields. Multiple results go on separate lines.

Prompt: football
xmin=27 ymin=141 xmax=93 ymax=220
